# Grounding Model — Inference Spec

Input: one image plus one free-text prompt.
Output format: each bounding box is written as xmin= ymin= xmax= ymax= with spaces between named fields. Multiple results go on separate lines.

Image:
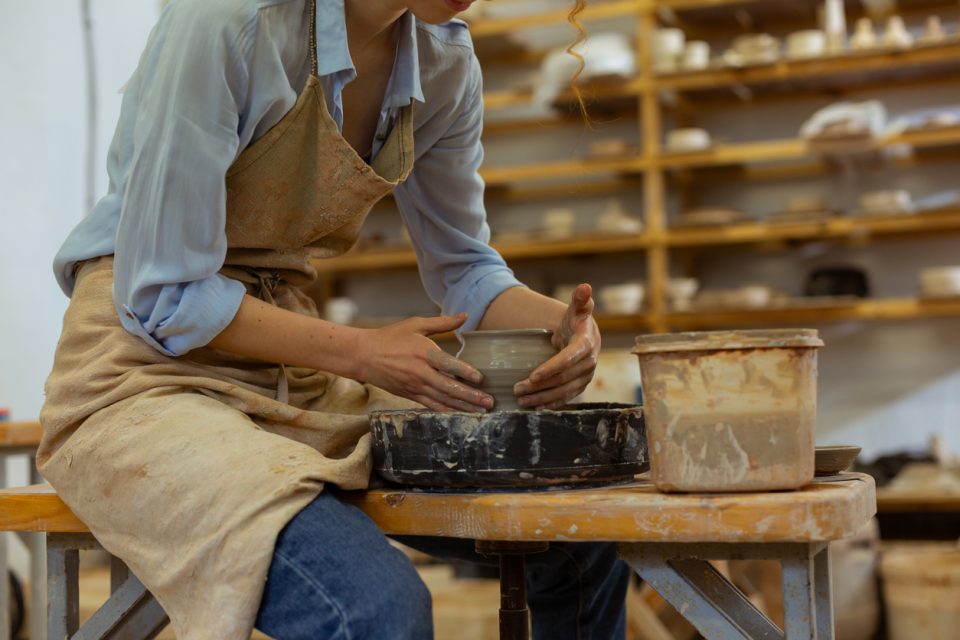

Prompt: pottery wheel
xmin=369 ymin=403 xmax=648 ymax=488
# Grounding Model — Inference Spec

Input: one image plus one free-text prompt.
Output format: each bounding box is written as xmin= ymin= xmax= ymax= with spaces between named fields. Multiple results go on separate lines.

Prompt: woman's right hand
xmin=355 ymin=313 xmax=494 ymax=413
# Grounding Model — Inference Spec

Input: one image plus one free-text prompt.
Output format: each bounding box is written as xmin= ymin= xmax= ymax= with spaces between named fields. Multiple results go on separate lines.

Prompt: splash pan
xmin=369 ymin=403 xmax=647 ymax=488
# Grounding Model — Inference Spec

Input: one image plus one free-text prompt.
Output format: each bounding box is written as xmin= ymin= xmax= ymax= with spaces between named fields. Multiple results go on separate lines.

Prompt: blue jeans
xmin=255 ymin=490 xmax=630 ymax=640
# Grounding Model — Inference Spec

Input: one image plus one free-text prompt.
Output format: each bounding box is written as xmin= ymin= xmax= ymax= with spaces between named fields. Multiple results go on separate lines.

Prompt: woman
xmin=40 ymin=0 xmax=630 ymax=637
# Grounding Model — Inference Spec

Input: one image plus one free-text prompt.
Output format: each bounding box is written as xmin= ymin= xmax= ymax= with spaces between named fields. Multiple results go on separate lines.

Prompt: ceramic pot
xmin=458 ymin=329 xmax=557 ymax=411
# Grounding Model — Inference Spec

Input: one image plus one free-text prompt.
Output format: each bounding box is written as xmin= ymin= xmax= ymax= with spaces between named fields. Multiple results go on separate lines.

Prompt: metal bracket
xmin=619 ymin=542 xmax=834 ymax=640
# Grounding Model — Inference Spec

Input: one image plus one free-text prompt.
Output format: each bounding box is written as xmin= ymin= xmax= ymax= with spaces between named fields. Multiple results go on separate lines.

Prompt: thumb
xmin=412 ymin=312 xmax=469 ymax=336
xmin=570 ymin=283 xmax=594 ymax=315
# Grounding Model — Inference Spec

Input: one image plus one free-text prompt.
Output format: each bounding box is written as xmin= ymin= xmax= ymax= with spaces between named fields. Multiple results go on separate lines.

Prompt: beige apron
xmin=38 ymin=2 xmax=417 ymax=636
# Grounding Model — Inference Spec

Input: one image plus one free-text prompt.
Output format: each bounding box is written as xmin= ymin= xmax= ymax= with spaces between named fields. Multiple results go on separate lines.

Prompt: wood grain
xmin=0 ymin=421 xmax=42 ymax=449
xmin=0 ymin=476 xmax=876 ymax=542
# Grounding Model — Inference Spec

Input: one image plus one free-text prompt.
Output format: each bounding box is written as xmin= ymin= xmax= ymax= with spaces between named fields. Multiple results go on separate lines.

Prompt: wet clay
xmin=369 ymin=403 xmax=648 ymax=488
xmin=458 ymin=329 xmax=558 ymax=411
xmin=633 ymin=330 xmax=823 ymax=493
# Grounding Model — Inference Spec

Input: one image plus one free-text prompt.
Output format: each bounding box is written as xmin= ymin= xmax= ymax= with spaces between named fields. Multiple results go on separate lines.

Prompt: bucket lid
xmin=631 ymin=329 xmax=823 ymax=354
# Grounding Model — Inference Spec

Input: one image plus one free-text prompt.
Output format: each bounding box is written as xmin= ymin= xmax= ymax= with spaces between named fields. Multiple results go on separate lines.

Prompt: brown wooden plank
xmin=876 ymin=489 xmax=960 ymax=513
xmin=342 ymin=474 xmax=876 ymax=543
xmin=0 ymin=421 xmax=42 ymax=449
xmin=0 ymin=485 xmax=88 ymax=533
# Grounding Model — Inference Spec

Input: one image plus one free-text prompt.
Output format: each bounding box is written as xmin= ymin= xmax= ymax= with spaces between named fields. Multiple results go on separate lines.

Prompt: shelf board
xmin=657 ymin=41 xmax=960 ymax=93
xmin=468 ymin=0 xmax=642 ymax=38
xmin=658 ymin=124 xmax=960 ymax=170
xmin=877 ymin=489 xmax=960 ymax=513
xmin=664 ymin=297 xmax=960 ymax=330
xmin=313 ymin=233 xmax=651 ymax=275
xmin=666 ymin=208 xmax=960 ymax=247
xmin=481 ymin=155 xmax=648 ymax=186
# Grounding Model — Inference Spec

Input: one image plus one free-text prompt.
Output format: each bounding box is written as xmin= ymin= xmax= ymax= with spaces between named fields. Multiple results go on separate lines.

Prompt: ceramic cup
xmin=653 ymin=28 xmax=686 ymax=73
xmin=786 ymin=30 xmax=827 ymax=59
xmin=324 ymin=297 xmax=359 ymax=325
xmin=457 ymin=329 xmax=558 ymax=412
xmin=682 ymin=41 xmax=711 ymax=71
xmin=666 ymin=127 xmax=711 ymax=153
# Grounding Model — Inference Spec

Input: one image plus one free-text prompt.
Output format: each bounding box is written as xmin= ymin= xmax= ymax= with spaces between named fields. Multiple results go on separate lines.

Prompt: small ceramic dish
xmin=814 ymin=445 xmax=861 ymax=476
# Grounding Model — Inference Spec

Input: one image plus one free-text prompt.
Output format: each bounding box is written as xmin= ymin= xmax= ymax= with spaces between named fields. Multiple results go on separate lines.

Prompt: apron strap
xmin=309 ymin=0 xmax=318 ymax=78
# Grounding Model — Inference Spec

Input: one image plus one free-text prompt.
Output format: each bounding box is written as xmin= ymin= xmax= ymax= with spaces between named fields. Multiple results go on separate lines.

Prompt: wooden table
xmin=0 ymin=474 xmax=875 ymax=640
xmin=0 ymin=421 xmax=43 ymax=640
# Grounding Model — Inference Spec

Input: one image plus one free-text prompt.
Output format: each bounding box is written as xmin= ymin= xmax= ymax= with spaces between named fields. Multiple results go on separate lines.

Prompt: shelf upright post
xmin=638 ymin=1 xmax=670 ymax=333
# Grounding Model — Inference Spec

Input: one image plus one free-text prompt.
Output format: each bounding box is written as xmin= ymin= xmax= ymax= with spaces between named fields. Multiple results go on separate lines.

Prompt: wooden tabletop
xmin=0 ymin=421 xmax=42 ymax=449
xmin=342 ymin=474 xmax=876 ymax=543
xmin=0 ymin=474 xmax=876 ymax=542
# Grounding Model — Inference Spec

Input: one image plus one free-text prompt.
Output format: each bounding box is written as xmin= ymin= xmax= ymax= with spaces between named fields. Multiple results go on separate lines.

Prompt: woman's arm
xmin=479 ymin=284 xmax=601 ymax=410
xmin=209 ymin=295 xmax=494 ymax=413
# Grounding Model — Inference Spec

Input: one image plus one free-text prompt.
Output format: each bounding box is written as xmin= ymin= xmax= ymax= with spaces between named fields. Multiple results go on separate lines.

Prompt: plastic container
xmin=881 ymin=546 xmax=960 ymax=640
xmin=631 ymin=329 xmax=823 ymax=492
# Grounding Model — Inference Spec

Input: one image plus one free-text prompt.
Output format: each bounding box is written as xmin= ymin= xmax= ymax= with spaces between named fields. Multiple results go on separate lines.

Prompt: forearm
xmin=208 ymin=294 xmax=365 ymax=378
xmin=477 ymin=286 xmax=567 ymax=331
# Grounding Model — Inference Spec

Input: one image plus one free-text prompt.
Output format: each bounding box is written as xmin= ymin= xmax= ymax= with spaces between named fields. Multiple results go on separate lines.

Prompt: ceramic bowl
xmin=458 ymin=329 xmax=557 ymax=412
xmin=859 ymin=190 xmax=914 ymax=216
xmin=600 ymin=283 xmax=645 ymax=315
xmin=786 ymin=30 xmax=827 ymax=60
xmin=665 ymin=128 xmax=711 ymax=153
xmin=920 ymin=266 xmax=960 ymax=297
xmin=815 ymin=445 xmax=861 ymax=476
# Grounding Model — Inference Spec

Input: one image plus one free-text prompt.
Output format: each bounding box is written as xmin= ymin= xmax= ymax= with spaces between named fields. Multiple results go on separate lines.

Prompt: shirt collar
xmin=315 ymin=2 xmax=425 ymax=106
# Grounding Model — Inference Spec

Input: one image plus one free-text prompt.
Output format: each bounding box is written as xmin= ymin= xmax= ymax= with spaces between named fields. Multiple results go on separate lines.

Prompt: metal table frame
xmin=42 ymin=537 xmax=835 ymax=640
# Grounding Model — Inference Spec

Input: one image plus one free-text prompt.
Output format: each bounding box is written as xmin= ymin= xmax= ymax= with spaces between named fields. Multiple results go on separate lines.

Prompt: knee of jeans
xmin=380 ymin=560 xmax=433 ymax=633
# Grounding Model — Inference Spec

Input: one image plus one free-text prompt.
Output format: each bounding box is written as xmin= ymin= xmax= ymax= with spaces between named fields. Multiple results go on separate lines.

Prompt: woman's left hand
xmin=513 ymin=283 xmax=600 ymax=410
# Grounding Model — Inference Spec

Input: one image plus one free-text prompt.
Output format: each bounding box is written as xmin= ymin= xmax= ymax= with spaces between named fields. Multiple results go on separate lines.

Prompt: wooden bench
xmin=0 ymin=475 xmax=876 ymax=640
xmin=0 ymin=421 xmax=44 ymax=640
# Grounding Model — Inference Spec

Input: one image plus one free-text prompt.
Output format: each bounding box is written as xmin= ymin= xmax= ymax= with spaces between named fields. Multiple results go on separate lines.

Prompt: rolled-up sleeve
xmin=112 ymin=1 xmax=254 ymax=356
xmin=393 ymin=55 xmax=523 ymax=331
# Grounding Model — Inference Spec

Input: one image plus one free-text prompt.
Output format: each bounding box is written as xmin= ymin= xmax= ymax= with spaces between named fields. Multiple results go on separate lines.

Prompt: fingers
xmin=418 ymin=368 xmax=493 ymax=412
xmin=410 ymin=313 xmax=469 ymax=337
xmin=427 ymin=349 xmax=482 ymax=385
xmin=525 ymin=337 xmax=595 ymax=387
xmin=514 ymin=356 xmax=595 ymax=398
xmin=518 ymin=376 xmax=591 ymax=411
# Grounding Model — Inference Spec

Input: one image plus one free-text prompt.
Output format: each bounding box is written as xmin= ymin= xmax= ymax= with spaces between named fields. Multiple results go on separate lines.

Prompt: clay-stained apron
xmin=38 ymin=2 xmax=419 ymax=637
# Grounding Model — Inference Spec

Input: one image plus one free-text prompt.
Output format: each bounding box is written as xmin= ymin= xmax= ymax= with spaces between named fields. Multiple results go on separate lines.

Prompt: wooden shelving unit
xmin=315 ymin=1 xmax=960 ymax=334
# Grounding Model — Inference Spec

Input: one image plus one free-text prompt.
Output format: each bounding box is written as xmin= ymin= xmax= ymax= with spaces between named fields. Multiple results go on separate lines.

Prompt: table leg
xmin=813 ymin=546 xmax=834 ymax=640
xmin=475 ymin=540 xmax=549 ymax=640
xmin=29 ymin=462 xmax=46 ymax=640
xmin=781 ymin=547 xmax=817 ymax=640
xmin=620 ymin=544 xmax=780 ymax=640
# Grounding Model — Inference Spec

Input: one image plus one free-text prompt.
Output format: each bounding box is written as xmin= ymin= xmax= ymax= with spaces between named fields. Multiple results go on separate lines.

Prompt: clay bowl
xmin=369 ymin=403 xmax=648 ymax=488
xmin=458 ymin=329 xmax=557 ymax=412
xmin=815 ymin=445 xmax=861 ymax=476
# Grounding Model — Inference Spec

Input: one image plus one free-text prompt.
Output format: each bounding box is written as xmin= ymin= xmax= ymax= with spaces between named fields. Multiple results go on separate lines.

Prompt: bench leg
xmin=46 ymin=534 xmax=169 ymax=640
xmin=476 ymin=540 xmax=549 ymax=640
xmin=29 ymin=461 xmax=48 ymax=640
xmin=47 ymin=535 xmax=81 ymax=639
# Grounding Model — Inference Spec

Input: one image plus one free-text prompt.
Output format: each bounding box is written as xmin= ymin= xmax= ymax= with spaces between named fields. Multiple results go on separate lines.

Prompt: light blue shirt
xmin=54 ymin=0 xmax=522 ymax=357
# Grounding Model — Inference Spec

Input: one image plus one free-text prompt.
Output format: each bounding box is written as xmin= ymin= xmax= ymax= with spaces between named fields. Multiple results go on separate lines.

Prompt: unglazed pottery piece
xmin=633 ymin=329 xmax=824 ymax=492
xmin=458 ymin=329 xmax=557 ymax=411
xmin=815 ymin=445 xmax=861 ymax=476
xmin=369 ymin=403 xmax=647 ymax=487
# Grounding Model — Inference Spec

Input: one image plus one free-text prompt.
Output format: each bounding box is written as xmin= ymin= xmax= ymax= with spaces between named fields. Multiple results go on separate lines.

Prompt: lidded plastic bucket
xmin=632 ymin=329 xmax=823 ymax=492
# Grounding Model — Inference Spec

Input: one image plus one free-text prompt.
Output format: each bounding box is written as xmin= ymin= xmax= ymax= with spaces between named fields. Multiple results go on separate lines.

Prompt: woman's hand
xmin=513 ymin=284 xmax=600 ymax=410
xmin=355 ymin=313 xmax=495 ymax=413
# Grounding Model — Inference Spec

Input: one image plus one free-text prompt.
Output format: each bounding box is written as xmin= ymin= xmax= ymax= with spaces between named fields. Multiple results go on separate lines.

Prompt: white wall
xmin=0 ymin=1 xmax=159 ymax=472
